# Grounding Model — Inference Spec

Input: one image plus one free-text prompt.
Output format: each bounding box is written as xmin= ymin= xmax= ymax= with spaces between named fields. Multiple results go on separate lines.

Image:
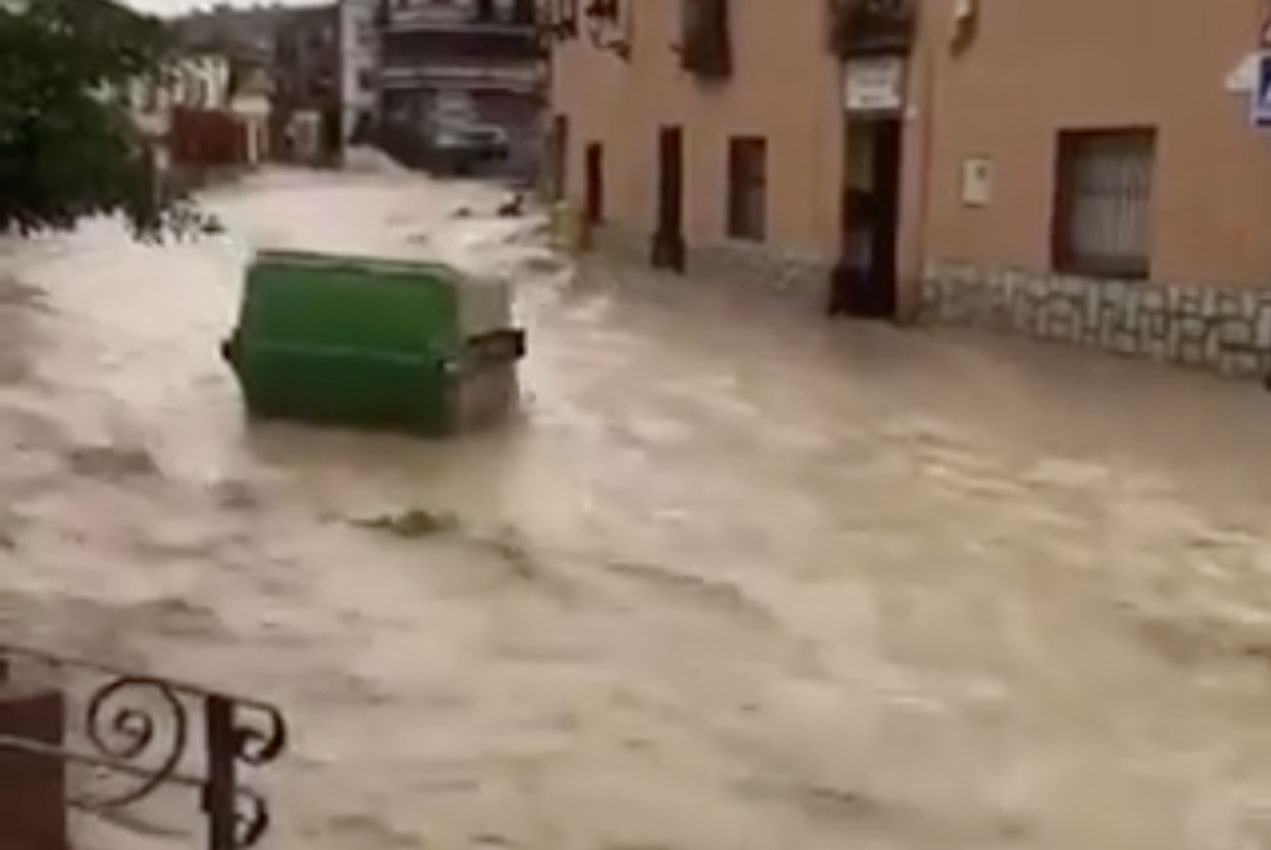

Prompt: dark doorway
xmin=830 ymin=117 xmax=902 ymax=318
xmin=584 ymin=143 xmax=604 ymax=224
xmin=652 ymin=125 xmax=685 ymax=272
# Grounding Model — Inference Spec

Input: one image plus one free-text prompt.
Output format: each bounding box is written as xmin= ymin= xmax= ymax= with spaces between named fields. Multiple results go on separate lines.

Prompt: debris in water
xmin=67 ymin=444 xmax=159 ymax=478
xmin=351 ymin=508 xmax=459 ymax=538
xmin=1240 ymin=642 xmax=1271 ymax=664
xmin=212 ymin=478 xmax=258 ymax=511
xmin=87 ymin=806 xmax=189 ymax=840
xmin=483 ymin=527 xmax=540 ymax=580
xmin=519 ymin=253 xmax=566 ymax=275
xmin=0 ymin=277 xmax=47 ymax=310
xmin=321 ymin=813 xmax=424 ymax=848
xmin=496 ymin=194 xmax=524 ymax=218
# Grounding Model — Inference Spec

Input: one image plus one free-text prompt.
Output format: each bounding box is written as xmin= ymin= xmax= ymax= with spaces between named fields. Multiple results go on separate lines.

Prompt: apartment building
xmin=372 ymin=0 xmax=545 ymax=176
xmin=128 ymin=52 xmax=272 ymax=172
xmin=547 ymin=0 xmax=846 ymax=307
xmin=274 ymin=3 xmax=340 ymax=163
xmin=338 ymin=0 xmax=381 ymax=145
xmin=550 ymin=0 xmax=1271 ymax=377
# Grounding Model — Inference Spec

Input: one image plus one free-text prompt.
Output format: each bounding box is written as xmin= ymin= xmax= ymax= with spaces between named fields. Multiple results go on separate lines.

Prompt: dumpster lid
xmin=252 ymin=248 xmax=465 ymax=281
xmin=251 ymin=248 xmax=508 ymax=293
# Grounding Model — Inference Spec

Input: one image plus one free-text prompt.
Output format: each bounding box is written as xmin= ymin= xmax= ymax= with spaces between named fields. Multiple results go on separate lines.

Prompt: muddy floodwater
xmin=5 ymin=167 xmax=1271 ymax=850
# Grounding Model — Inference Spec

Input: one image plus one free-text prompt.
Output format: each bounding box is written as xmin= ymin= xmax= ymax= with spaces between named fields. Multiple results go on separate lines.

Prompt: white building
xmin=338 ymin=0 xmax=381 ymax=146
xmin=128 ymin=53 xmax=233 ymax=142
xmin=127 ymin=53 xmax=273 ymax=168
xmin=229 ymin=65 xmax=273 ymax=166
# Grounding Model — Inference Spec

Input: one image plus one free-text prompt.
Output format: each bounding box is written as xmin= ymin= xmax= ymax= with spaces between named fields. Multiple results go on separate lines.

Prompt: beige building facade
xmin=548 ymin=0 xmax=1271 ymax=377
xmin=547 ymin=0 xmax=845 ymax=305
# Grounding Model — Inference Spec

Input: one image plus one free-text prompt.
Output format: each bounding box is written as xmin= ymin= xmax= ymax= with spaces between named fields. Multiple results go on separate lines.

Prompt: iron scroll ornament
xmin=79 ymin=675 xmax=190 ymax=810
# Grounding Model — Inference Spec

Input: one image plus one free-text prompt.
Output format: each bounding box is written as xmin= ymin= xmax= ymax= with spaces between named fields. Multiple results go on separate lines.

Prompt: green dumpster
xmin=222 ymin=249 xmax=525 ymax=434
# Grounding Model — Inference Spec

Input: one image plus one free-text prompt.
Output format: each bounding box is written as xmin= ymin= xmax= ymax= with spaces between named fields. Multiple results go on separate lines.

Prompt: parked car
xmin=430 ymin=121 xmax=510 ymax=174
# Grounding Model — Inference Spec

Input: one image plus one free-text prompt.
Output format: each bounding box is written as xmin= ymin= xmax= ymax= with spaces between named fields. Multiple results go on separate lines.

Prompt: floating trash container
xmin=222 ymin=249 xmax=525 ymax=434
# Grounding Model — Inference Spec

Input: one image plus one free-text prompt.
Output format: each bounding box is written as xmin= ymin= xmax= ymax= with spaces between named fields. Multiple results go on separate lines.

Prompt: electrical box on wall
xmin=961 ymin=156 xmax=992 ymax=207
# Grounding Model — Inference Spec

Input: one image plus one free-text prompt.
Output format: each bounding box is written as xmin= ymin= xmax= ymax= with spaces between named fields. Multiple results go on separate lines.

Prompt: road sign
xmin=1252 ymin=52 xmax=1271 ymax=126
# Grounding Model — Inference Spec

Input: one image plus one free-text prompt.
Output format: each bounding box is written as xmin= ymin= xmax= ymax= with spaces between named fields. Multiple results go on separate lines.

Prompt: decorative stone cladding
xmin=920 ymin=263 xmax=1271 ymax=378
xmin=588 ymin=223 xmax=832 ymax=312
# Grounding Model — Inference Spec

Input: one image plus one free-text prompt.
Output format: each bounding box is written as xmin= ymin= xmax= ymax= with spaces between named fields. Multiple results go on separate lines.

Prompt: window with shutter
xmin=681 ymin=0 xmax=731 ymax=78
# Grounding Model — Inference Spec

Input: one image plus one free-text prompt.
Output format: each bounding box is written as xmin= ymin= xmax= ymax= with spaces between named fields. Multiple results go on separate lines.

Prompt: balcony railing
xmin=380 ymin=61 xmax=545 ymax=93
xmin=827 ymin=0 xmax=915 ymax=57
xmin=0 ymin=645 xmax=287 ymax=850
xmin=378 ymin=1 xmax=535 ymax=35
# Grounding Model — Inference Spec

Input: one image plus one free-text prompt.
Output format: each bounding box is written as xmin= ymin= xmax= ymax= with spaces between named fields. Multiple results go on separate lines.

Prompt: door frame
xmin=831 ymin=115 xmax=902 ymax=318
xmin=584 ymin=142 xmax=604 ymax=224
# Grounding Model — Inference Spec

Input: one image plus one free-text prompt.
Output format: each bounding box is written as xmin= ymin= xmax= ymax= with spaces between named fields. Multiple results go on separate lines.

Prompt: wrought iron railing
xmin=0 ymin=644 xmax=287 ymax=850
xmin=827 ymin=0 xmax=916 ymax=57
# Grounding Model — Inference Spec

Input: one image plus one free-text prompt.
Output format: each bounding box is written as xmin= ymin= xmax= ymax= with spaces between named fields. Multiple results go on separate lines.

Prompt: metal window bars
xmin=0 ymin=644 xmax=287 ymax=850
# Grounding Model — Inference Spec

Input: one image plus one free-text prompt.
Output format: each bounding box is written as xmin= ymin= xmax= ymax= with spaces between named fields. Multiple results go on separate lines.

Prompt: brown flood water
xmin=3 ymin=167 xmax=1271 ymax=849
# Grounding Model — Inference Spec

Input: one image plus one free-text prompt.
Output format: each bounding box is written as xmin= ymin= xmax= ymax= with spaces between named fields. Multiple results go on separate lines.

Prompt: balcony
xmin=827 ymin=0 xmax=915 ymax=57
xmin=382 ymin=26 xmax=540 ymax=61
xmin=379 ymin=1 xmax=536 ymax=37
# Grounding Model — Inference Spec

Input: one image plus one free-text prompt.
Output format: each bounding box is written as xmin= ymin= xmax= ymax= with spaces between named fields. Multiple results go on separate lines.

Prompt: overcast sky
xmin=124 ymin=0 xmax=313 ymax=17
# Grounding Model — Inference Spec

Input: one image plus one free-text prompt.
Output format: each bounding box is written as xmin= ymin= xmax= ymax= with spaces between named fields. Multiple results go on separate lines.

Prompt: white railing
xmin=379 ymin=62 xmax=545 ymax=91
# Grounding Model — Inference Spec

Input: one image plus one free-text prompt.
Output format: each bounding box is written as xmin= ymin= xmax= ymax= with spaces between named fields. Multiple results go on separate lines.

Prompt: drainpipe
xmin=906 ymin=0 xmax=937 ymax=323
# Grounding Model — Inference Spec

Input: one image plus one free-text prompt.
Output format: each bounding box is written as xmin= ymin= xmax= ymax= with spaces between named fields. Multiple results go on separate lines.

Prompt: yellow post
xmin=550 ymin=201 xmax=584 ymax=254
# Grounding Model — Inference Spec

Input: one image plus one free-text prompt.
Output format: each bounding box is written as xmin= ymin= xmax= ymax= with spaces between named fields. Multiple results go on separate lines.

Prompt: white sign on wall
xmin=844 ymin=57 xmax=907 ymax=114
xmin=1227 ymin=52 xmax=1259 ymax=93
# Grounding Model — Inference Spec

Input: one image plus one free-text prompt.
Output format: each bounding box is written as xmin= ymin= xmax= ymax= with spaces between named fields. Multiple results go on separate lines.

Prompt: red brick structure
xmin=171 ymin=106 xmax=250 ymax=167
xmin=0 ymin=682 xmax=68 ymax=850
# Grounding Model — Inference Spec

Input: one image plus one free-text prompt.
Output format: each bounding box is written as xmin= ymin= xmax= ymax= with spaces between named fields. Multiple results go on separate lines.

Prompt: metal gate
xmin=0 ymin=644 xmax=287 ymax=850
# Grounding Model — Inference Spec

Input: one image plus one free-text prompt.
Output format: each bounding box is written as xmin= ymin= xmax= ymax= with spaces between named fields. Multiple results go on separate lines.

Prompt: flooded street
xmin=5 ymin=167 xmax=1271 ymax=849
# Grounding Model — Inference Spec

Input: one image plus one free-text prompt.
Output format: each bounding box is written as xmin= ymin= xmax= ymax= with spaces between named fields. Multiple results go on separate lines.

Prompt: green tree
xmin=0 ymin=0 xmax=195 ymax=238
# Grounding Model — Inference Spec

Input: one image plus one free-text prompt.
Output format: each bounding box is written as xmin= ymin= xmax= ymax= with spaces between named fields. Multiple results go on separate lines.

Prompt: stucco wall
xmin=914 ymin=0 xmax=1271 ymax=288
xmin=550 ymin=0 xmax=844 ymax=264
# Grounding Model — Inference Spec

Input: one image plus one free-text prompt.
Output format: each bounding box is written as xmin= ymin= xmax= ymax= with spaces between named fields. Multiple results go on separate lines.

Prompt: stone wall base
xmin=587 ymin=223 xmax=833 ymax=313
xmin=920 ymin=263 xmax=1271 ymax=379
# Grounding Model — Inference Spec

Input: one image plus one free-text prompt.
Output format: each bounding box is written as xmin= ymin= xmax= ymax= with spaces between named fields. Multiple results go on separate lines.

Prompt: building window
xmin=727 ymin=136 xmax=766 ymax=241
xmin=681 ymin=0 xmax=731 ymax=78
xmin=1052 ymin=128 xmax=1156 ymax=279
xmin=358 ymin=68 xmax=376 ymax=91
